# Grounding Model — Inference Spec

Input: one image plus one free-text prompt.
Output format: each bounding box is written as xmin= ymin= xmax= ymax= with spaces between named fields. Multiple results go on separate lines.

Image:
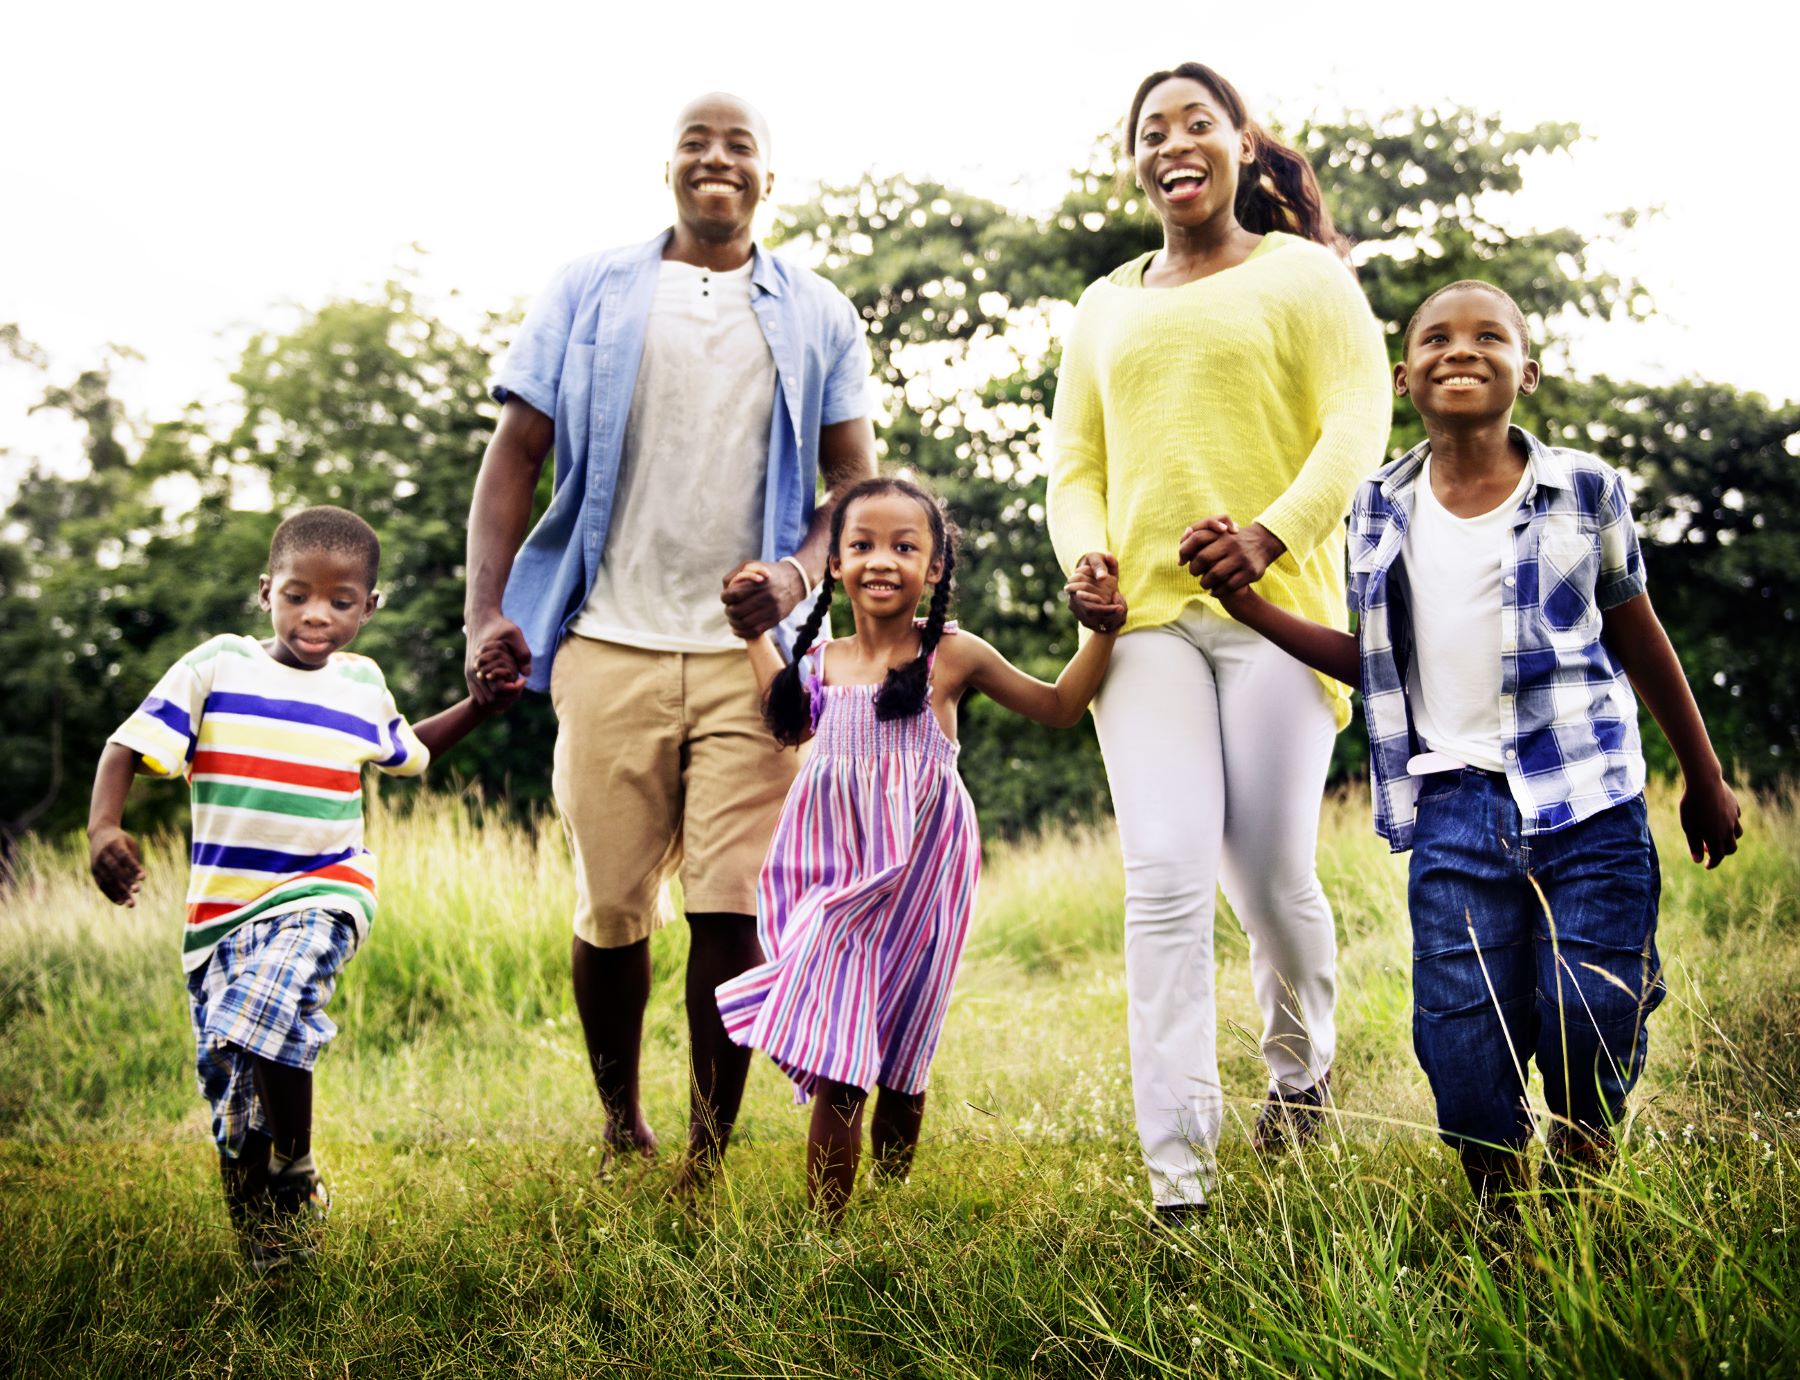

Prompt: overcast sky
xmin=3 ymin=0 xmax=1794 ymax=483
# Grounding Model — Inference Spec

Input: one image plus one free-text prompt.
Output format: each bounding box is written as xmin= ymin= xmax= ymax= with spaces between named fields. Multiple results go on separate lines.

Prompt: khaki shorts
xmin=549 ymin=635 xmax=799 ymax=949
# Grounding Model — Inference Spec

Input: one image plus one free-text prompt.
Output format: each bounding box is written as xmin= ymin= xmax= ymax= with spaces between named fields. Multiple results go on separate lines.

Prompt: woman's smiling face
xmin=1132 ymin=76 xmax=1254 ymax=233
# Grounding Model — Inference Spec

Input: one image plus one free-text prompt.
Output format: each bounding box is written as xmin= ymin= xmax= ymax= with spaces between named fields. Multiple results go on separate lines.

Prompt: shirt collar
xmin=646 ymin=228 xmax=783 ymax=298
xmin=1381 ymin=424 xmax=1566 ymax=500
xmin=1514 ymin=425 xmax=1571 ymax=489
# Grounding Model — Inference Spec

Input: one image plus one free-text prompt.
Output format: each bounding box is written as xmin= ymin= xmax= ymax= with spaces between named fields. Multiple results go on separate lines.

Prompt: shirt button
xmin=1504 ymin=749 xmax=1517 ymax=761
xmin=1503 ymin=575 xmax=1516 ymax=587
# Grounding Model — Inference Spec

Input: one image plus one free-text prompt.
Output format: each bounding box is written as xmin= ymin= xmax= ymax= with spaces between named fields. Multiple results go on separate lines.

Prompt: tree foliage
xmin=0 ymin=283 xmax=558 ymax=846
xmin=3 ymin=107 xmax=1793 ymax=848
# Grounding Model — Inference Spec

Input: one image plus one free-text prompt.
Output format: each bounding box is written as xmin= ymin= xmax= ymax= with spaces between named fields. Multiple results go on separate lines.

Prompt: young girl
xmin=716 ymin=476 xmax=1122 ymax=1220
xmin=1204 ymin=279 xmax=1740 ymax=1210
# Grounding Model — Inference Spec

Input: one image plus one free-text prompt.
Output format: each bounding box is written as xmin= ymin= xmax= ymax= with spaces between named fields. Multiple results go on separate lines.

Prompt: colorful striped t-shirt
xmin=108 ymin=633 xmax=429 ymax=971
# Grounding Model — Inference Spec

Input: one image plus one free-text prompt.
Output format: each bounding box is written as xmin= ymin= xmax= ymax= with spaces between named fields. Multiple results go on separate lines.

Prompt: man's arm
xmin=1602 ymin=592 xmax=1741 ymax=867
xmin=721 ymin=415 xmax=876 ymax=638
xmin=464 ymin=398 xmax=555 ymax=703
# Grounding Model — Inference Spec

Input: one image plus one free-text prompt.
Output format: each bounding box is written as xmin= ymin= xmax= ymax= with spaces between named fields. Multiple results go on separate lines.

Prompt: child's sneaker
xmin=219 ymin=1131 xmax=283 ymax=1271
xmin=234 ymin=1152 xmax=330 ymax=1273
xmin=1459 ymin=1144 xmax=1529 ymax=1221
xmin=267 ymin=1153 xmax=330 ymax=1250
xmin=1543 ymin=1121 xmax=1615 ymax=1195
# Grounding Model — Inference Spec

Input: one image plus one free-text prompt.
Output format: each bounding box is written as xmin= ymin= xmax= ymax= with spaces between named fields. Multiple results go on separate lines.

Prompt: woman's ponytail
xmin=1237 ymin=127 xmax=1344 ymax=257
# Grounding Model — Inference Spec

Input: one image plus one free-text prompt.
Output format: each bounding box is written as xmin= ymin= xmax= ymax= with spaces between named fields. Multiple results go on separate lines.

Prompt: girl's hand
xmin=89 ymin=825 xmax=145 ymax=907
xmin=721 ymin=559 xmax=806 ymax=639
xmin=1680 ymin=773 xmax=1743 ymax=869
xmin=1065 ymin=551 xmax=1125 ymax=633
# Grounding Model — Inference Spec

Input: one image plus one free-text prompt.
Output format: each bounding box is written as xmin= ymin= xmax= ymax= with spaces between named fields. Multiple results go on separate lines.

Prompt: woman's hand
xmin=1180 ymin=520 xmax=1286 ymax=594
xmin=1064 ymin=552 xmax=1126 ymax=634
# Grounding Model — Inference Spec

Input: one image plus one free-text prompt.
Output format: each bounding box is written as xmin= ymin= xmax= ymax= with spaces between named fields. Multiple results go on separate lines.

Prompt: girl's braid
xmin=875 ymin=522 xmax=957 ymax=723
xmin=762 ymin=571 xmax=836 ymax=748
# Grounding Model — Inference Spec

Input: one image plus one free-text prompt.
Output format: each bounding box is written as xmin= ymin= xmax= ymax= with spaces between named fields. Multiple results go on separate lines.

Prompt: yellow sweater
xmin=1046 ymin=232 xmax=1393 ymax=727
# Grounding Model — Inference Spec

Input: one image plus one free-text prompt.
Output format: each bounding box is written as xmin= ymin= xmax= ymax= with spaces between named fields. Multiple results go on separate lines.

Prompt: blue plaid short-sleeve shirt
xmin=1351 ymin=426 xmax=1648 ymax=852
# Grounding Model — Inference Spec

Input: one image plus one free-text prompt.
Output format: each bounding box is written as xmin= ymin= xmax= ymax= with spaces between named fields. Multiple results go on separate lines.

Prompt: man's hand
xmin=721 ymin=558 xmax=808 ymax=639
xmin=90 ymin=825 xmax=145 ymax=907
xmin=1680 ymin=773 xmax=1743 ymax=869
xmin=1180 ymin=519 xmax=1286 ymax=594
xmin=466 ymin=612 xmax=531 ymax=706
xmin=472 ymin=642 xmax=527 ymax=713
xmin=1064 ymin=551 xmax=1126 ymax=634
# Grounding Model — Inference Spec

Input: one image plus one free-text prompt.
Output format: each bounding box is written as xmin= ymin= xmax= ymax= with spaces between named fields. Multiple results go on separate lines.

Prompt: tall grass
xmin=1 ymin=783 xmax=1796 ymax=1376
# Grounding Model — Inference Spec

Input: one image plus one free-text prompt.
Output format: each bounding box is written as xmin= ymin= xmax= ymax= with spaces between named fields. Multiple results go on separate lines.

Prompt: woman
xmin=1047 ymin=62 xmax=1391 ymax=1223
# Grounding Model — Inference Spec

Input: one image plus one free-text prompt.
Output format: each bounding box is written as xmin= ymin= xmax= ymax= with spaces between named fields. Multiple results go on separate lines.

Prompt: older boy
xmin=1199 ymin=280 xmax=1740 ymax=1208
xmin=89 ymin=506 xmax=509 ymax=1268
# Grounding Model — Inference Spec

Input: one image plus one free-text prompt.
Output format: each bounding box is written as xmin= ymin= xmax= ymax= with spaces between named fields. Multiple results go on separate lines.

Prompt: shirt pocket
xmin=1535 ymin=519 xmax=1601 ymax=635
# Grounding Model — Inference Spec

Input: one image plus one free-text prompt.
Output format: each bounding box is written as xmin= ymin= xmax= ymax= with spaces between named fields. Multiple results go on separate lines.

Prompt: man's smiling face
xmin=667 ymin=93 xmax=772 ymax=242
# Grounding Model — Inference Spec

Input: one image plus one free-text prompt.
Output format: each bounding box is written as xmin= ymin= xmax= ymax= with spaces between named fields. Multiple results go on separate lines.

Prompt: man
xmin=463 ymin=92 xmax=876 ymax=1189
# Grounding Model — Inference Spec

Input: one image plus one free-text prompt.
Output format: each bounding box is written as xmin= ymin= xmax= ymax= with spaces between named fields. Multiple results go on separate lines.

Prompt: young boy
xmin=1191 ymin=280 xmax=1741 ymax=1208
xmin=88 ymin=506 xmax=516 ymax=1269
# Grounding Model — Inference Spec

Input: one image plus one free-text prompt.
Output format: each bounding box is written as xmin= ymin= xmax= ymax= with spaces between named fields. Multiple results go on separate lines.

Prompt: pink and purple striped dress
xmin=716 ymin=632 xmax=981 ymax=1100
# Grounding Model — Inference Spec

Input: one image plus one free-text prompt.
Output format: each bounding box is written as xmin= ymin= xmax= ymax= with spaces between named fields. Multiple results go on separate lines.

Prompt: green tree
xmin=0 ymin=283 xmax=559 ymax=845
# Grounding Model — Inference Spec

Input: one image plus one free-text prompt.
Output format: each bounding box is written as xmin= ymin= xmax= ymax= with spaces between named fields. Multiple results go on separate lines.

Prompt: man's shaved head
xmin=672 ymin=91 xmax=772 ymax=162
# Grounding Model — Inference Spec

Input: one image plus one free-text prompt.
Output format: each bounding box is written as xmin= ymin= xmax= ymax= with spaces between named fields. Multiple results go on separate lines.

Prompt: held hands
xmin=471 ymin=640 xmax=527 ymax=714
xmin=466 ymin=613 xmax=530 ymax=709
xmin=1064 ymin=552 xmax=1126 ymax=634
xmin=1680 ymin=773 xmax=1743 ymax=869
xmin=1180 ymin=517 xmax=1252 ymax=618
xmin=1179 ymin=516 xmax=1285 ymax=595
xmin=90 ymin=825 xmax=145 ymax=907
xmin=721 ymin=559 xmax=807 ymax=639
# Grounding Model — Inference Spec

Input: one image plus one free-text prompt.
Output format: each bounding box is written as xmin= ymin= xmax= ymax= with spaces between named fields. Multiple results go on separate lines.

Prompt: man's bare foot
xmin=598 ymin=1121 xmax=659 ymax=1177
xmin=668 ymin=1146 xmax=721 ymax=1200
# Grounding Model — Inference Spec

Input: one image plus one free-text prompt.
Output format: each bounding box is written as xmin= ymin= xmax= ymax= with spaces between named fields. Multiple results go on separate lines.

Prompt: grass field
xmin=2 ymin=783 xmax=1797 ymax=1378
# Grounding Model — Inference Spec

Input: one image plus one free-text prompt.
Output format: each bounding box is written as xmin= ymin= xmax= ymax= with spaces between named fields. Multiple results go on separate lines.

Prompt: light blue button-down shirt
xmin=491 ymin=230 xmax=871 ymax=690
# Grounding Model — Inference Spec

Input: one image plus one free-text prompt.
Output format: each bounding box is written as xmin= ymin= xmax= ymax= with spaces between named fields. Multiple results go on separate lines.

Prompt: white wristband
xmin=780 ymin=555 xmax=814 ymax=598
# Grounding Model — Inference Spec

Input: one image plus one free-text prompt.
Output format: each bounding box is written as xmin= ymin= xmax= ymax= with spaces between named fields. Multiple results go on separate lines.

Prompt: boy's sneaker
xmin=1250 ymin=1071 xmax=1332 ymax=1154
xmin=219 ymin=1131 xmax=284 ymax=1271
xmin=237 ymin=1152 xmax=330 ymax=1273
xmin=1459 ymin=1145 xmax=1529 ymax=1221
xmin=1543 ymin=1122 xmax=1616 ymax=1194
xmin=268 ymin=1154 xmax=330 ymax=1242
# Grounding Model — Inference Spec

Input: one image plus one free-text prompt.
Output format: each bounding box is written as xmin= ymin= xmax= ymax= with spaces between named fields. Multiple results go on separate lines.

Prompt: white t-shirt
xmin=1403 ymin=458 xmax=1533 ymax=773
xmin=571 ymin=258 xmax=777 ymax=652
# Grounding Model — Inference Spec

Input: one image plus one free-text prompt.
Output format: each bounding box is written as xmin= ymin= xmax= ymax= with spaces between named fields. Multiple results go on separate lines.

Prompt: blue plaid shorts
xmin=185 ymin=907 xmax=359 ymax=1155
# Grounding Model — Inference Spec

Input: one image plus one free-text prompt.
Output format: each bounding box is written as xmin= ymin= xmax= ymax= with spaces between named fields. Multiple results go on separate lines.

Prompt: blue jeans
xmin=1409 ymin=771 xmax=1662 ymax=1150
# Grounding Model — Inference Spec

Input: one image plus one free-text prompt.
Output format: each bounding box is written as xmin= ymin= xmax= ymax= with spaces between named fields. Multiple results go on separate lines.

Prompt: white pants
xmin=1092 ymin=606 xmax=1339 ymax=1206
